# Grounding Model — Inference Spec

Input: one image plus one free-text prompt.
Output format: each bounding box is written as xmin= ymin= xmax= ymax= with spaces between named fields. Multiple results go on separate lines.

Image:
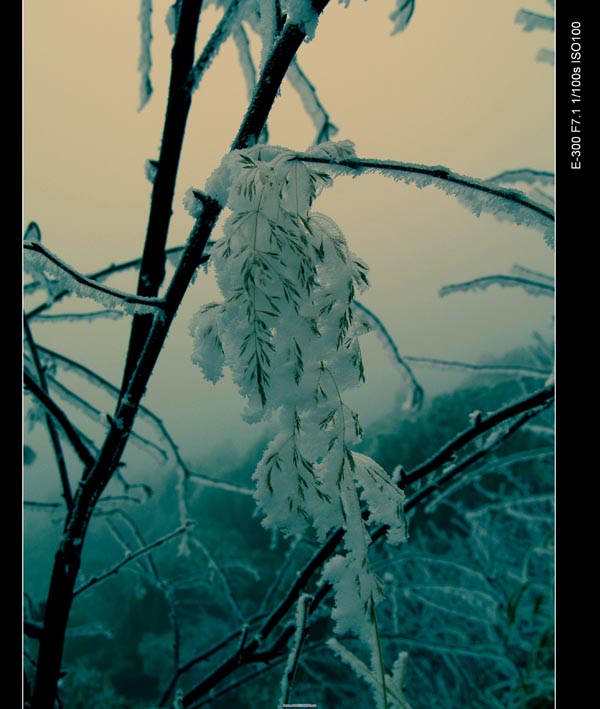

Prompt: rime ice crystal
xmin=189 ymin=141 xmax=409 ymax=680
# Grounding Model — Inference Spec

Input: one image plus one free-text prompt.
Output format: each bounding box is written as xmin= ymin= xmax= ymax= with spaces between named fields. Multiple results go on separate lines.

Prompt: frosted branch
xmin=403 ymin=355 xmax=551 ymax=380
xmin=354 ymin=300 xmax=423 ymax=409
xmin=45 ymin=374 xmax=169 ymax=462
xmin=189 ymin=533 xmax=246 ymax=623
xmin=188 ymin=0 xmax=243 ymax=94
xmin=138 ymin=0 xmax=154 ymax=109
xmin=439 ymin=274 xmax=554 ymax=298
xmin=73 ymin=523 xmax=191 ymax=597
xmin=233 ymin=25 xmax=256 ymax=102
xmin=35 ymin=310 xmax=125 ymax=322
xmin=23 ymin=242 xmax=167 ymax=315
xmin=287 ymin=59 xmax=338 ymax=144
xmin=23 ymin=369 xmax=95 ymax=469
xmin=24 ymin=245 xmax=189 ymax=304
xmin=488 ymin=169 xmax=554 ymax=187
xmin=403 ymin=384 xmax=554 ymax=487
xmin=295 ymin=154 xmax=555 ymax=247
xmin=23 ymin=317 xmax=73 ymax=508
xmin=279 ymin=593 xmax=313 ymax=705
xmin=37 ymin=345 xmax=252 ymax=496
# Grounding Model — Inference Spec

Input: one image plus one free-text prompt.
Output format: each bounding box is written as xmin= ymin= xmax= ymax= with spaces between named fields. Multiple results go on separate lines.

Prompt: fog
xmin=23 ymin=0 xmax=554 ymax=488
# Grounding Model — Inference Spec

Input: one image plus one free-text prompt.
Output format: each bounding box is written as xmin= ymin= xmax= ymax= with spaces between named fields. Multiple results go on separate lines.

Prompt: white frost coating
xmin=327 ymin=639 xmax=412 ymax=709
xmin=285 ymin=0 xmax=319 ymax=42
xmin=145 ymin=159 xmax=158 ymax=184
xmin=182 ymin=187 xmax=205 ymax=218
xmin=233 ymin=27 xmax=258 ymax=101
xmin=138 ymin=0 xmax=153 ymax=111
xmin=190 ymin=142 xmax=409 ymax=669
xmin=489 ymin=169 xmax=554 ymax=187
xmin=23 ymin=243 xmax=164 ymax=316
xmin=165 ymin=0 xmax=181 ymax=35
xmin=304 ymin=156 xmax=555 ymax=249
xmin=279 ymin=592 xmax=312 ymax=705
xmin=286 ymin=61 xmax=336 ymax=138
xmin=439 ymin=274 xmax=554 ymax=299
xmin=258 ymin=0 xmax=277 ymax=73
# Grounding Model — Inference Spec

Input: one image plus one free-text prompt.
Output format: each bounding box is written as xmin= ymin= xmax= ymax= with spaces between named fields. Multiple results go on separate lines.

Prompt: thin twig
xmin=23 ymin=369 xmax=95 ymax=469
xmin=354 ymin=300 xmax=423 ymax=409
xmin=23 ymin=242 xmax=166 ymax=313
xmin=73 ymin=524 xmax=191 ymax=597
xmin=403 ymin=355 xmax=550 ymax=380
xmin=439 ymin=274 xmax=554 ymax=298
xmin=37 ymin=346 xmax=252 ymax=495
xmin=24 ymin=245 xmax=189 ymax=315
xmin=402 ymin=384 xmax=554 ymax=487
xmin=296 ymin=154 xmax=555 ymax=224
xmin=188 ymin=0 xmax=243 ymax=93
xmin=23 ymin=317 xmax=73 ymax=507
xmin=44 ymin=373 xmax=169 ymax=462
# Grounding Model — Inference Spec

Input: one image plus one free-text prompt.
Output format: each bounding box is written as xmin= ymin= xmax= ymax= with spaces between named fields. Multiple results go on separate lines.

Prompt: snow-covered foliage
xmin=190 ymin=139 xmax=409 ymax=681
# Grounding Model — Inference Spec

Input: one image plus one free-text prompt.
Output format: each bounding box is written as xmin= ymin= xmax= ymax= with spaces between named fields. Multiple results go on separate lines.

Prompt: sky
xmin=23 ymin=0 xmax=554 ymax=495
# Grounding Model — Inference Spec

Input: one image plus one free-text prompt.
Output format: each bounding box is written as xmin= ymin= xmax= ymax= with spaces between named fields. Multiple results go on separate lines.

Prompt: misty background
xmin=23 ymin=0 xmax=553 ymax=545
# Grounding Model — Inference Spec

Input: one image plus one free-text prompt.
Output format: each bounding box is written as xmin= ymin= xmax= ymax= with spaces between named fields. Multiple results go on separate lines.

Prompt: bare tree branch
xmin=439 ymin=274 xmax=554 ymax=299
xmin=296 ymin=154 xmax=555 ymax=232
xmin=188 ymin=0 xmax=244 ymax=94
xmin=23 ymin=369 xmax=95 ymax=469
xmin=23 ymin=317 xmax=73 ymax=508
xmin=354 ymin=300 xmax=424 ymax=409
xmin=403 ymin=355 xmax=551 ymax=380
xmin=24 ymin=242 xmax=166 ymax=314
xmin=73 ymin=524 xmax=191 ymax=597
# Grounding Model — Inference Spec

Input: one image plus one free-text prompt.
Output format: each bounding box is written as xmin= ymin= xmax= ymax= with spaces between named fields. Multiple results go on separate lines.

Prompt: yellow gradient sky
xmin=23 ymin=0 xmax=554 ymax=472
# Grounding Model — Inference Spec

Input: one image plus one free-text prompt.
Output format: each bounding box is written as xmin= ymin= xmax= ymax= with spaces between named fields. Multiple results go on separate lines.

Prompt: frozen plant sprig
xmin=189 ymin=140 xmax=408 ymax=691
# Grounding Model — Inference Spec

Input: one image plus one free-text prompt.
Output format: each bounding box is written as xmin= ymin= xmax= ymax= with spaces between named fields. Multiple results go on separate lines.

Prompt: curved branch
xmin=296 ymin=154 xmax=555 ymax=246
xmin=73 ymin=524 xmax=190 ymax=597
xmin=176 ymin=384 xmax=554 ymax=704
xmin=354 ymin=300 xmax=423 ymax=409
xmin=23 ymin=317 xmax=73 ymax=508
xmin=439 ymin=274 xmax=554 ymax=298
xmin=23 ymin=242 xmax=166 ymax=314
xmin=402 ymin=384 xmax=554 ymax=487
xmin=403 ymin=355 xmax=551 ymax=380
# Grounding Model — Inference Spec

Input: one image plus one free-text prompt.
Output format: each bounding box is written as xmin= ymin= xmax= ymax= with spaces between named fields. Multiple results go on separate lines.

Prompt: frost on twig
xmin=287 ymin=59 xmax=338 ymax=144
xmin=73 ymin=523 xmax=192 ymax=597
xmin=190 ymin=141 xmax=408 ymax=687
xmin=296 ymin=154 xmax=555 ymax=248
xmin=439 ymin=274 xmax=554 ymax=299
xmin=23 ymin=242 xmax=166 ymax=316
xmin=327 ymin=639 xmax=412 ymax=708
xmin=279 ymin=593 xmax=313 ymax=705
xmin=138 ymin=0 xmax=153 ymax=110
xmin=354 ymin=300 xmax=423 ymax=410
xmin=188 ymin=0 xmax=244 ymax=94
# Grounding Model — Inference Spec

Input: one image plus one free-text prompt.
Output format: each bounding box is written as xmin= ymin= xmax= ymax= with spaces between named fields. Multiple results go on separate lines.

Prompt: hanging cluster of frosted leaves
xmin=189 ymin=140 xmax=408 ymax=696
